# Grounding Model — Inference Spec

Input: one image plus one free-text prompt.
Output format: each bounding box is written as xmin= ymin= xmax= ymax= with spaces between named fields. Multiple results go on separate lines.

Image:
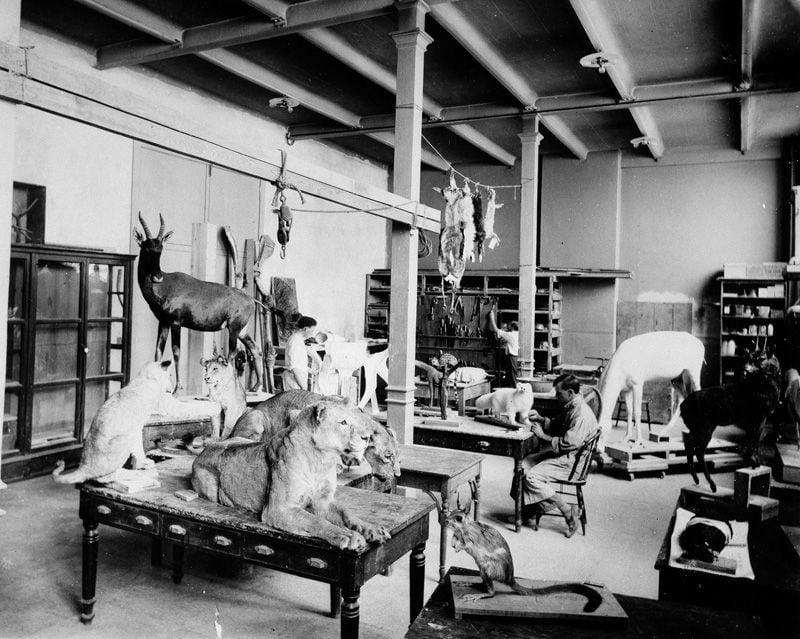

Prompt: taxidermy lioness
xmin=476 ymin=383 xmax=534 ymax=425
xmin=201 ymin=352 xmax=247 ymax=439
xmin=192 ymin=401 xmax=391 ymax=550
xmin=52 ymin=361 xmax=173 ymax=484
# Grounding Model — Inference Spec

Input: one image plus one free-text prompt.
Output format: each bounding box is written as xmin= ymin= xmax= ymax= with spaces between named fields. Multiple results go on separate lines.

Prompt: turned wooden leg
xmin=410 ymin=542 xmax=426 ymax=623
xmin=514 ymin=459 xmax=523 ymax=532
xmin=438 ymin=492 xmax=449 ymax=583
xmin=172 ymin=544 xmax=184 ymax=585
xmin=329 ymin=584 xmax=342 ymax=618
xmin=80 ymin=519 xmax=99 ymax=624
xmin=471 ymin=476 xmax=481 ymax=522
xmin=340 ymin=586 xmax=360 ymax=639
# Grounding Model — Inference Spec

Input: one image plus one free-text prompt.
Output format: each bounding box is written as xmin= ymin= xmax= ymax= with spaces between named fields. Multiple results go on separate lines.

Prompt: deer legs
xmin=170 ymin=325 xmax=182 ymax=392
xmin=236 ymin=332 xmax=263 ymax=393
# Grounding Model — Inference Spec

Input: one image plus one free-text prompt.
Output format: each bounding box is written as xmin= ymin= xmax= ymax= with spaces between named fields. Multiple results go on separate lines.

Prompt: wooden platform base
xmin=449 ymin=575 xmax=627 ymax=625
xmin=680 ymin=482 xmax=780 ymax=522
xmin=604 ymin=437 xmax=744 ymax=481
xmin=674 ymin=553 xmax=738 ymax=575
xmin=776 ymin=443 xmax=800 ymax=484
xmin=473 ymin=415 xmax=526 ymax=430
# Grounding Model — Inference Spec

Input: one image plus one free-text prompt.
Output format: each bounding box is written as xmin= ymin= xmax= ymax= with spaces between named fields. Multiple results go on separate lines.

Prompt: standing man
xmin=488 ymin=302 xmax=519 ymax=386
xmin=282 ymin=315 xmax=322 ymax=390
xmin=521 ymin=374 xmax=598 ymax=537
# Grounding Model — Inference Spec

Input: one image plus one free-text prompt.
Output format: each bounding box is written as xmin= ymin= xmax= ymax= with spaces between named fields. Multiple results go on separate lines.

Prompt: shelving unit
xmin=719 ymin=277 xmax=785 ymax=383
xmin=364 ymin=269 xmax=562 ymax=383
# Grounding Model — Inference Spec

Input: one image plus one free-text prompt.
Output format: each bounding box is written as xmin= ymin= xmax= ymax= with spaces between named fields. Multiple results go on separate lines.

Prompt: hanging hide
xmin=484 ymin=187 xmax=503 ymax=251
xmin=472 ymin=189 xmax=485 ymax=262
xmin=456 ymin=179 xmax=476 ymax=263
xmin=434 ymin=174 xmax=469 ymax=289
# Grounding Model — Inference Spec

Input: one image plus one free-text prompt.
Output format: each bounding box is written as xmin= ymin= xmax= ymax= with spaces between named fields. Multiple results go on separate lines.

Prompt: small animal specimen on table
xmin=52 ymin=361 xmax=173 ymax=484
xmin=200 ymin=346 xmax=247 ymax=440
xmin=444 ymin=498 xmax=601 ymax=610
xmin=191 ymin=401 xmax=391 ymax=549
xmin=429 ymin=351 xmax=464 ymax=420
xmin=784 ymin=368 xmax=800 ymax=450
xmin=679 ymin=346 xmax=781 ymax=492
xmin=134 ymin=213 xmax=262 ymax=392
xmin=475 ymin=383 xmax=534 ymax=425
xmin=678 ymin=515 xmax=733 ymax=563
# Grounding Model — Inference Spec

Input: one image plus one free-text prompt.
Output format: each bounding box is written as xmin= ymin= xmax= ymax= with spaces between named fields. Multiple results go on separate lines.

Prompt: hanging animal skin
xmin=484 ymin=187 xmax=503 ymax=251
xmin=434 ymin=174 xmax=470 ymax=289
xmin=472 ymin=189 xmax=485 ymax=262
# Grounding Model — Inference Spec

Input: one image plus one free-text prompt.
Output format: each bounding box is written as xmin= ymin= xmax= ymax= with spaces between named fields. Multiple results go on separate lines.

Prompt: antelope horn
xmin=138 ymin=212 xmax=153 ymax=239
xmin=157 ymin=213 xmax=166 ymax=239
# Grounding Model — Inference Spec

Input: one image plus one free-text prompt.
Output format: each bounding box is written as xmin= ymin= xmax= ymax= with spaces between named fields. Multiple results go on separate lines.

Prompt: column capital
xmin=391 ymin=28 xmax=434 ymax=51
xmin=518 ymin=131 xmax=544 ymax=146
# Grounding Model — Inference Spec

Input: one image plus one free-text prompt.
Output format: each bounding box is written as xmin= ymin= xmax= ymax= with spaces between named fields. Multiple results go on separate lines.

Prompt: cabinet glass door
xmin=32 ymin=259 xmax=81 ymax=446
xmin=4 ymin=257 xmax=27 ymax=454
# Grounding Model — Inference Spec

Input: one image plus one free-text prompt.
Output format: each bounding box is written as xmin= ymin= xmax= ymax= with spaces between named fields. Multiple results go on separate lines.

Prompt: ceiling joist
xmin=569 ymin=0 xmax=664 ymax=159
xmin=95 ymin=0 xmax=397 ymax=69
xmin=74 ymin=0 xmax=449 ymax=171
xmin=739 ymin=0 xmax=762 ymax=153
xmin=429 ymin=2 xmax=590 ymax=161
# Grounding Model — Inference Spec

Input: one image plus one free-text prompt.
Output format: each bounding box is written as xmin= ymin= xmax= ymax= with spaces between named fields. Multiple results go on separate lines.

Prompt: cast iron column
xmin=518 ymin=116 xmax=543 ymax=377
xmin=386 ymin=0 xmax=432 ymax=443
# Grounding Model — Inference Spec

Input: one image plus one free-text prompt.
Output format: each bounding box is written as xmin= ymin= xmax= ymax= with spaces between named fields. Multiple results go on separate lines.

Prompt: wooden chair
xmin=538 ymin=429 xmax=602 ymax=535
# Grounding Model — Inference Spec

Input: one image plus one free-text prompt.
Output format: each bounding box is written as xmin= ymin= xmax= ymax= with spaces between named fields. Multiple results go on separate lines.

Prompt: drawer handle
xmin=168 ymin=524 xmax=186 ymax=536
xmin=307 ymin=557 xmax=328 ymax=570
xmin=254 ymin=544 xmax=274 ymax=556
xmin=477 ymin=440 xmax=490 ymax=450
xmin=135 ymin=515 xmax=153 ymax=527
xmin=96 ymin=505 xmax=112 ymax=515
xmin=213 ymin=535 xmax=233 ymax=547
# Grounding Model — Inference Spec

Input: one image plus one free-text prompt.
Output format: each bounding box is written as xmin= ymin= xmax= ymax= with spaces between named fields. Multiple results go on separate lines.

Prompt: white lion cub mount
xmin=52 ymin=361 xmax=173 ymax=484
xmin=476 ymin=383 xmax=534 ymax=425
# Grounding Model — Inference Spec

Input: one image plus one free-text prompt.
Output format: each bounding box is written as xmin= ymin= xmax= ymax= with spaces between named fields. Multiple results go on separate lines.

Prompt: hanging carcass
xmin=483 ymin=187 xmax=503 ymax=253
xmin=434 ymin=174 xmax=476 ymax=292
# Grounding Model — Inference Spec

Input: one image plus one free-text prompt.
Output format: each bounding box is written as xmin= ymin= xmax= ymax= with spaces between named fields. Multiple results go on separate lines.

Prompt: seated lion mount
xmin=191 ymin=401 xmax=391 ymax=550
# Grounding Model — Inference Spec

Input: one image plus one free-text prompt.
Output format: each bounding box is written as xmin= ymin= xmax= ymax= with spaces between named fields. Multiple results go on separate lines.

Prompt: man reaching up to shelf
xmin=488 ymin=302 xmax=519 ymax=386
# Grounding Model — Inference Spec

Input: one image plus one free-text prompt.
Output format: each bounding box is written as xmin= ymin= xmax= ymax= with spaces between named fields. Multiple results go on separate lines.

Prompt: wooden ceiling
xmin=20 ymin=0 xmax=800 ymax=170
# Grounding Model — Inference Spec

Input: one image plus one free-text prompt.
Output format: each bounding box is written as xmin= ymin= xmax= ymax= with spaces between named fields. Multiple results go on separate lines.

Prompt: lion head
xmin=291 ymin=402 xmax=373 ymax=462
xmin=364 ymin=422 xmax=401 ymax=480
xmin=200 ymin=354 xmax=235 ymax=393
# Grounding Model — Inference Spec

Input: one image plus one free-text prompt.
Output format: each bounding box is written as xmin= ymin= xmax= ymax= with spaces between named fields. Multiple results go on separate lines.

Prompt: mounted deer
xmin=134 ymin=213 xmax=262 ymax=392
xmin=597 ymin=331 xmax=704 ymax=447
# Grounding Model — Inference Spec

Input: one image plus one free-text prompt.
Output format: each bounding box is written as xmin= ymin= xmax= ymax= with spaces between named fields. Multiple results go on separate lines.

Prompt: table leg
xmin=514 ymin=459 xmax=523 ymax=532
xmin=330 ymin=584 xmax=342 ymax=618
xmin=438 ymin=491 xmax=449 ymax=582
xmin=470 ymin=476 xmax=481 ymax=522
xmin=410 ymin=542 xmax=426 ymax=623
xmin=340 ymin=586 xmax=360 ymax=639
xmin=80 ymin=519 xmax=99 ymax=624
xmin=172 ymin=544 xmax=184 ymax=585
xmin=151 ymin=538 xmax=162 ymax=567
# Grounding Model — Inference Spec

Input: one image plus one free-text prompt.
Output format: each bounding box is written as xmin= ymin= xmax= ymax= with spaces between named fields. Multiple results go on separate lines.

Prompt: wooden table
xmin=413 ymin=421 xmax=536 ymax=531
xmin=404 ymin=567 xmax=765 ymax=638
xmin=77 ymin=458 xmax=434 ymax=639
xmin=396 ymin=444 xmax=483 ymax=581
xmin=654 ymin=488 xmax=800 ymax=637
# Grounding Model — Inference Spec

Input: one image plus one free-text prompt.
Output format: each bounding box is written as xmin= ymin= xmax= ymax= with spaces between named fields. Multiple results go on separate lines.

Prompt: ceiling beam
xmin=429 ymin=2 xmax=589 ymax=161
xmin=568 ymin=0 xmax=663 ymax=159
xmin=73 ymin=0 xmax=448 ymax=171
xmin=95 ymin=0 xmax=396 ymax=69
xmin=287 ymin=83 xmax=798 ymax=141
xmin=739 ymin=0 xmax=762 ymax=153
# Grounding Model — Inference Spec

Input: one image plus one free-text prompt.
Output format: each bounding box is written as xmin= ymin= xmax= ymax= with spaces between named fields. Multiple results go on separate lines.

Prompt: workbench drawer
xmin=164 ymin=516 xmax=242 ymax=556
xmin=243 ymin=534 xmax=340 ymax=580
xmin=414 ymin=430 xmax=516 ymax=457
xmin=85 ymin=498 xmax=161 ymax=536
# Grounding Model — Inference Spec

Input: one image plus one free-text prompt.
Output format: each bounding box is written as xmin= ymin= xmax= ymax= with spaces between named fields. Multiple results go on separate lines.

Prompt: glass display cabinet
xmin=3 ymin=245 xmax=134 ymax=482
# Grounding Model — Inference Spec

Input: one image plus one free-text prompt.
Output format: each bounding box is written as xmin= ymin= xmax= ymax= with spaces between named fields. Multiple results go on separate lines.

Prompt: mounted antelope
xmin=597 ymin=331 xmax=704 ymax=447
xmin=134 ymin=213 xmax=262 ymax=392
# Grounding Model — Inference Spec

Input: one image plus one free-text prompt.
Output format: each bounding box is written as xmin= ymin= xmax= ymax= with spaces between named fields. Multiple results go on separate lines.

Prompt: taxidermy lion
xmin=52 ymin=361 xmax=173 ymax=484
xmin=201 ymin=351 xmax=247 ymax=439
xmin=191 ymin=401 xmax=391 ymax=550
xmin=476 ymin=383 xmax=534 ymax=425
xmin=230 ymin=389 xmax=401 ymax=480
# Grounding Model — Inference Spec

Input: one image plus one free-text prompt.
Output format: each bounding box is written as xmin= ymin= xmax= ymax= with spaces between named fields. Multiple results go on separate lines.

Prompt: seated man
xmin=520 ymin=374 xmax=598 ymax=537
